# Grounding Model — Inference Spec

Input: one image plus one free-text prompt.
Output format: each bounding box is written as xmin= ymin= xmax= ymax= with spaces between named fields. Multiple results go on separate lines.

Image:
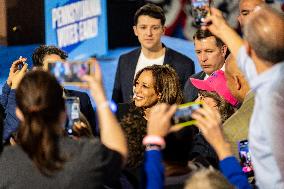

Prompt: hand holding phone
xmin=191 ymin=0 xmax=211 ymax=27
xmin=238 ymin=140 xmax=254 ymax=177
xmin=47 ymin=60 xmax=94 ymax=86
xmin=172 ymin=102 xmax=202 ymax=127
xmin=65 ymin=97 xmax=80 ymax=135
xmin=7 ymin=57 xmax=28 ymax=86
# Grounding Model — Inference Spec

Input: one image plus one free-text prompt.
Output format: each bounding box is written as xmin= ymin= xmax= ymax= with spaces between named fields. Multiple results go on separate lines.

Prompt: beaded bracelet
xmin=142 ymin=135 xmax=166 ymax=149
xmin=145 ymin=144 xmax=162 ymax=151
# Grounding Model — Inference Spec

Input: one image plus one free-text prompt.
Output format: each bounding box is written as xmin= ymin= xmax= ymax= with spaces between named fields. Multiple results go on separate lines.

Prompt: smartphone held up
xmin=191 ymin=0 xmax=211 ymax=27
xmin=172 ymin=102 xmax=203 ymax=127
xmin=47 ymin=60 xmax=95 ymax=86
xmin=65 ymin=97 xmax=80 ymax=136
xmin=238 ymin=140 xmax=254 ymax=177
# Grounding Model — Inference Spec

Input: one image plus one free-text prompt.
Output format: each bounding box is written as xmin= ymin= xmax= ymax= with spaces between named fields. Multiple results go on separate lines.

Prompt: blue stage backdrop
xmin=45 ymin=0 xmax=108 ymax=60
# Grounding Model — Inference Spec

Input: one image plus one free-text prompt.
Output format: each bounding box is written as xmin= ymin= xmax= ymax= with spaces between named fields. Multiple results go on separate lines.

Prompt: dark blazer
xmin=64 ymin=89 xmax=97 ymax=136
xmin=112 ymin=46 xmax=195 ymax=104
xmin=183 ymin=71 xmax=206 ymax=103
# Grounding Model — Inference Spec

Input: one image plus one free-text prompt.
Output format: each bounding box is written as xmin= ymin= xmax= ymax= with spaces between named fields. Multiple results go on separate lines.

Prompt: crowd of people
xmin=0 ymin=1 xmax=284 ymax=189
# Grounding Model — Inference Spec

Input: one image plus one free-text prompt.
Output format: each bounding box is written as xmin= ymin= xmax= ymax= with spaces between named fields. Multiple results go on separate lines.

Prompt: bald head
xmin=225 ymin=55 xmax=250 ymax=102
xmin=238 ymin=0 xmax=264 ymax=27
xmin=243 ymin=5 xmax=284 ymax=64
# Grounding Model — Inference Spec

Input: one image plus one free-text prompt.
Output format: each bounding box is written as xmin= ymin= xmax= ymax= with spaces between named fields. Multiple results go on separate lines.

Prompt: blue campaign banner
xmin=44 ymin=0 xmax=107 ymax=60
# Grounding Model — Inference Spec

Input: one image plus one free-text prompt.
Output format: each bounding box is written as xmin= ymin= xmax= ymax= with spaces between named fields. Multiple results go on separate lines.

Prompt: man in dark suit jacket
xmin=184 ymin=71 xmax=206 ymax=102
xmin=183 ymin=29 xmax=228 ymax=102
xmin=32 ymin=45 xmax=97 ymax=136
xmin=112 ymin=4 xmax=195 ymax=104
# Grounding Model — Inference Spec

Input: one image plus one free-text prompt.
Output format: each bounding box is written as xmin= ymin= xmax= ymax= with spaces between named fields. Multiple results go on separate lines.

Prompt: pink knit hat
xmin=190 ymin=70 xmax=238 ymax=106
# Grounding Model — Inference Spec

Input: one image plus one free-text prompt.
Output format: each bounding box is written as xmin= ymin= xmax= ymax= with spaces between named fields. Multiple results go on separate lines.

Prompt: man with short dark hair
xmin=183 ymin=29 xmax=227 ymax=102
xmin=2 ymin=45 xmax=97 ymax=141
xmin=112 ymin=3 xmax=195 ymax=104
xmin=32 ymin=45 xmax=97 ymax=136
xmin=32 ymin=45 xmax=68 ymax=68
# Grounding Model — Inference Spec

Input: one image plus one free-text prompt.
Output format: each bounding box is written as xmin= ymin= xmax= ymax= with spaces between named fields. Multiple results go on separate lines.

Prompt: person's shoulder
xmin=166 ymin=47 xmax=193 ymax=62
xmin=116 ymin=102 xmax=133 ymax=119
xmin=0 ymin=145 xmax=25 ymax=163
xmin=119 ymin=47 xmax=141 ymax=59
xmin=191 ymin=71 xmax=205 ymax=79
xmin=61 ymin=137 xmax=102 ymax=155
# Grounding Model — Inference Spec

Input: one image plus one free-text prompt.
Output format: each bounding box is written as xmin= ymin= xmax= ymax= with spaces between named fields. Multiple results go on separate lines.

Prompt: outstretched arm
xmin=144 ymin=103 xmax=177 ymax=189
xmin=203 ymin=8 xmax=257 ymax=81
xmin=192 ymin=104 xmax=251 ymax=189
xmin=82 ymin=60 xmax=127 ymax=162
xmin=3 ymin=59 xmax=28 ymax=142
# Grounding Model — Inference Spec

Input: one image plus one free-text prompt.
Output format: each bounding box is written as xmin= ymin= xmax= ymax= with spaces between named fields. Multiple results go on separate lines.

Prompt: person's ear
xmin=15 ymin=107 xmax=24 ymax=121
xmin=221 ymin=45 xmax=228 ymax=57
xmin=161 ymin=26 xmax=165 ymax=35
xmin=158 ymin=93 xmax=162 ymax=100
xmin=234 ymin=75 xmax=242 ymax=91
xmin=133 ymin=26 xmax=138 ymax=36
xmin=237 ymin=15 xmax=242 ymax=27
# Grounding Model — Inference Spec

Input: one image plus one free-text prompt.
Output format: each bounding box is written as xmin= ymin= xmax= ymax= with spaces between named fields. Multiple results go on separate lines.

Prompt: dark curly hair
xmin=134 ymin=64 xmax=183 ymax=105
xmin=198 ymin=90 xmax=235 ymax=123
xmin=32 ymin=45 xmax=68 ymax=67
xmin=121 ymin=65 xmax=184 ymax=169
xmin=120 ymin=106 xmax=147 ymax=169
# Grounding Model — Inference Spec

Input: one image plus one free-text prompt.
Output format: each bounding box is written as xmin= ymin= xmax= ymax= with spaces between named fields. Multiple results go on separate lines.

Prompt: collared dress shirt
xmin=237 ymin=46 xmax=284 ymax=189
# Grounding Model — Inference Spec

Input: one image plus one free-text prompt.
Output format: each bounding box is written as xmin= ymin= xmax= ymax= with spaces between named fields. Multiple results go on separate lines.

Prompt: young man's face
xmin=194 ymin=36 xmax=226 ymax=75
xmin=133 ymin=15 xmax=165 ymax=51
xmin=42 ymin=54 xmax=64 ymax=71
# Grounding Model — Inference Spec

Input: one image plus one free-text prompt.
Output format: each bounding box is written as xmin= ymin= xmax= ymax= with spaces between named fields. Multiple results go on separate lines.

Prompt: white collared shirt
xmin=204 ymin=64 xmax=225 ymax=80
xmin=237 ymin=46 xmax=284 ymax=189
xmin=134 ymin=51 xmax=165 ymax=79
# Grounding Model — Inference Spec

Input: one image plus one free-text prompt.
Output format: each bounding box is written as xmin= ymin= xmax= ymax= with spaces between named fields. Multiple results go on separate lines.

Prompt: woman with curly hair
xmin=116 ymin=64 xmax=183 ymax=187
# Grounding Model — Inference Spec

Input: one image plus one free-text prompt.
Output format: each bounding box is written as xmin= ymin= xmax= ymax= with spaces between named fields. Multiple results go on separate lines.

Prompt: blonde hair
xmin=185 ymin=167 xmax=235 ymax=189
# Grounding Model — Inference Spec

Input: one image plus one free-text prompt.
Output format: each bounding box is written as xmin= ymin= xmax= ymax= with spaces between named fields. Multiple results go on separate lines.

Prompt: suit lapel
xmin=199 ymin=71 xmax=206 ymax=79
xmin=128 ymin=48 xmax=141 ymax=80
xmin=124 ymin=48 xmax=141 ymax=100
xmin=163 ymin=45 xmax=173 ymax=66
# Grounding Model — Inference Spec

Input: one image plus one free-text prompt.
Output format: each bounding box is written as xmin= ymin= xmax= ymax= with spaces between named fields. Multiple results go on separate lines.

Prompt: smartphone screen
xmin=238 ymin=140 xmax=254 ymax=177
xmin=191 ymin=0 xmax=210 ymax=26
xmin=65 ymin=97 xmax=80 ymax=135
xmin=172 ymin=102 xmax=202 ymax=127
xmin=47 ymin=60 xmax=93 ymax=85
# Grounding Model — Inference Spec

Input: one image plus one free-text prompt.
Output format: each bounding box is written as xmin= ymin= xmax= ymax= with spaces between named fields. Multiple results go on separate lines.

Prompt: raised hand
xmin=7 ymin=57 xmax=27 ymax=87
xmin=147 ymin=103 xmax=177 ymax=137
xmin=191 ymin=103 xmax=232 ymax=160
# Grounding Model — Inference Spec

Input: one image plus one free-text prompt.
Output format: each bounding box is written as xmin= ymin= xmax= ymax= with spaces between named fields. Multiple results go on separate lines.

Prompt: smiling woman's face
xmin=133 ymin=70 xmax=160 ymax=108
